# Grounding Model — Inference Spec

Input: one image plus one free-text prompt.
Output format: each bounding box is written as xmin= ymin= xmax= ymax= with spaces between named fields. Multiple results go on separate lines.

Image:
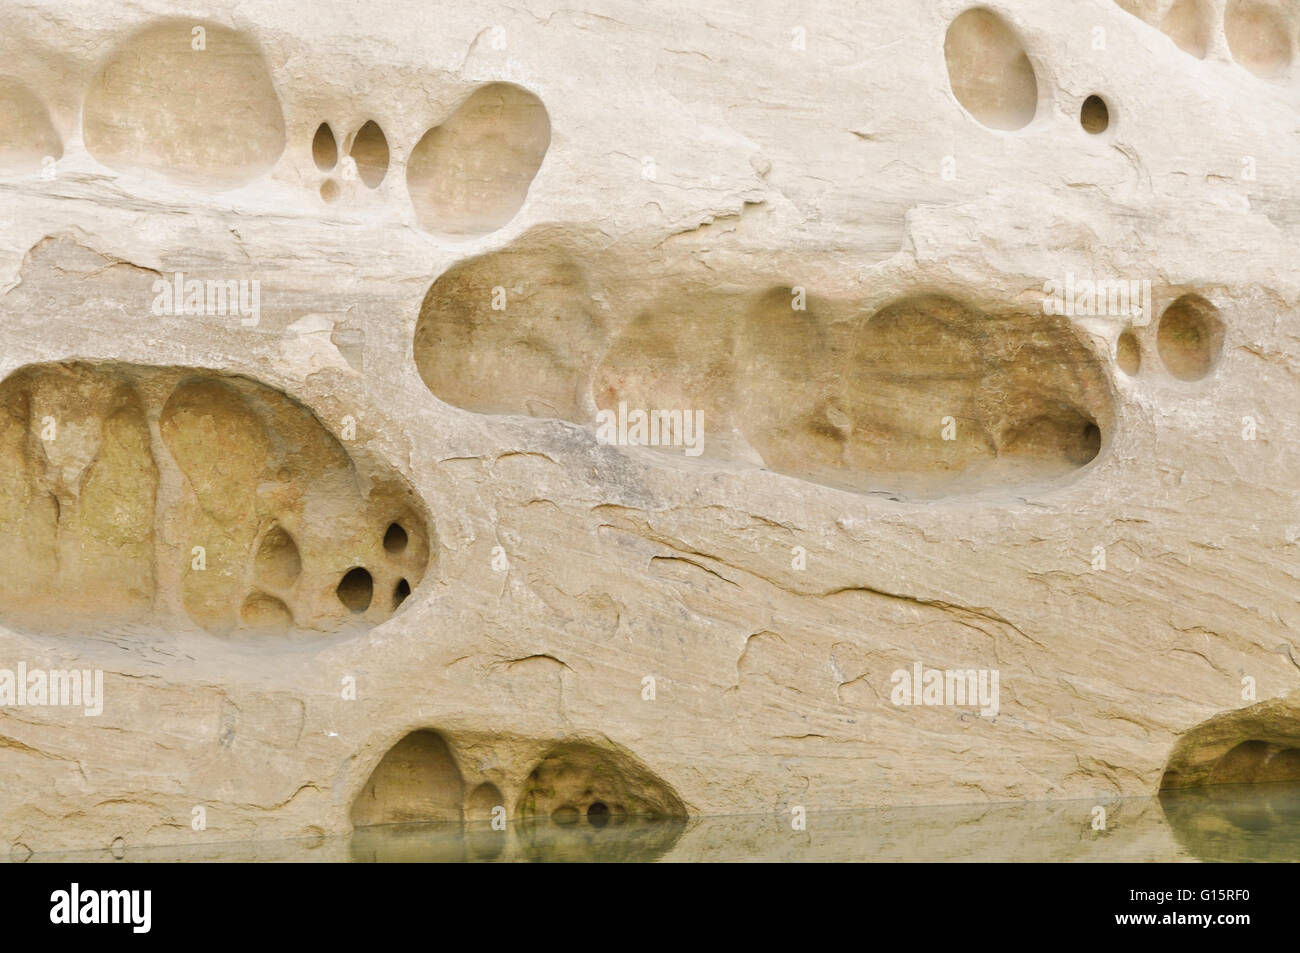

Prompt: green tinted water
xmin=18 ymin=783 xmax=1300 ymax=862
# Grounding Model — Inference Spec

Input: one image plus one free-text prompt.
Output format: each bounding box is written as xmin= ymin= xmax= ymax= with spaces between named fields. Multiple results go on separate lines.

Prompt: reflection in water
xmin=16 ymin=783 xmax=1300 ymax=862
xmin=347 ymin=816 xmax=686 ymax=863
xmin=1159 ymin=781 xmax=1300 ymax=862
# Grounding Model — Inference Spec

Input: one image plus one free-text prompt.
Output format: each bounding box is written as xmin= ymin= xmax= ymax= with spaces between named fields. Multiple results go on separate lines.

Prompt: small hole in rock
xmin=337 ymin=567 xmax=373 ymax=613
xmin=351 ymin=120 xmax=389 ymax=188
xmin=393 ymin=578 xmax=411 ymax=609
xmin=1081 ymin=95 xmax=1109 ymax=134
xmin=1157 ymin=293 xmax=1224 ymax=381
xmin=384 ymin=522 xmax=408 ymax=553
xmin=587 ymin=801 xmax=610 ymax=828
xmin=320 ymin=179 xmax=339 ymax=204
xmin=312 ymin=122 xmax=337 ymax=171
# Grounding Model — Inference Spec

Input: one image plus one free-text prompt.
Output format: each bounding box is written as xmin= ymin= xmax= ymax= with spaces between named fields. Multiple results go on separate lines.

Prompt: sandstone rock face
xmin=1 ymin=0 xmax=1300 ymax=854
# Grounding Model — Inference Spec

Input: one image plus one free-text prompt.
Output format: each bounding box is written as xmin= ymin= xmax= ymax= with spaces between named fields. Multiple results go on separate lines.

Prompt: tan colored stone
xmin=0 ymin=0 xmax=1299 ymax=854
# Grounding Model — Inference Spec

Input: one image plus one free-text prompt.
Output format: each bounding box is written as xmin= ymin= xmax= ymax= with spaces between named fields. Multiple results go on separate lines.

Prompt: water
xmin=16 ymin=783 xmax=1300 ymax=862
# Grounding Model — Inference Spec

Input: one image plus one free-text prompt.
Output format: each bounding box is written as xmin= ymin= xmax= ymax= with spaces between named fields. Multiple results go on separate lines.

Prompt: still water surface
xmin=19 ymin=782 xmax=1300 ymax=862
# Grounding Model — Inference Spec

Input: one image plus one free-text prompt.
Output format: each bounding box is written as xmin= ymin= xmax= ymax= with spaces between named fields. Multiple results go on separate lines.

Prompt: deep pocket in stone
xmin=0 ymin=362 xmax=431 ymax=638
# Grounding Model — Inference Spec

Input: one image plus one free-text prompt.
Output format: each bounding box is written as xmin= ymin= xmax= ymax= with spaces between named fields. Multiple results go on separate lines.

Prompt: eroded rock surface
xmin=0 ymin=362 xmax=429 ymax=639
xmin=1 ymin=0 xmax=1299 ymax=853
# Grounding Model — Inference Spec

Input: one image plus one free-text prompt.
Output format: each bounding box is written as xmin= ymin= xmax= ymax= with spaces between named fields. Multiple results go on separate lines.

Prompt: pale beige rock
xmin=0 ymin=0 xmax=1298 ymax=854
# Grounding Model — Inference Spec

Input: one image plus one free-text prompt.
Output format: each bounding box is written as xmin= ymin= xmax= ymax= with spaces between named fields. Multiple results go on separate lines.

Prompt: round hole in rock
xmin=552 ymin=804 xmax=580 ymax=825
xmin=320 ymin=179 xmax=339 ymax=203
xmin=1157 ymin=293 xmax=1224 ymax=381
xmin=384 ymin=522 xmax=408 ymax=553
xmin=337 ymin=567 xmax=373 ymax=613
xmin=393 ymin=578 xmax=411 ymax=609
xmin=312 ymin=122 xmax=337 ymax=171
xmin=1080 ymin=95 xmax=1109 ymax=134
xmin=943 ymin=8 xmax=1038 ymax=131
xmin=350 ymin=120 xmax=388 ymax=188
xmin=1116 ymin=330 xmax=1141 ymax=376
xmin=587 ymin=801 xmax=610 ymax=828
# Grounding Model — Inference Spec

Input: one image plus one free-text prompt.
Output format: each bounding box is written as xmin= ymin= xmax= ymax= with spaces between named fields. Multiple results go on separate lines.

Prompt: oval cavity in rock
xmin=0 ymin=362 xmax=430 ymax=638
xmin=944 ymin=8 xmax=1038 ymax=131
xmin=406 ymin=83 xmax=551 ymax=236
xmin=82 ymin=21 xmax=286 ymax=188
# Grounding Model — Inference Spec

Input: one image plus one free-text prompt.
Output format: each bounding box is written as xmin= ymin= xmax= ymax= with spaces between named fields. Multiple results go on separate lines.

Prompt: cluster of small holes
xmin=312 ymin=120 xmax=389 ymax=203
xmin=1114 ymin=295 xmax=1225 ymax=383
xmin=551 ymin=801 xmax=615 ymax=827
xmin=334 ymin=521 xmax=415 ymax=616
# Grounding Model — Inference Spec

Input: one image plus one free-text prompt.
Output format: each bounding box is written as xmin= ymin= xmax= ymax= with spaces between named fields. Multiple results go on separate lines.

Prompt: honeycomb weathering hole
xmin=0 ymin=78 xmax=62 ymax=173
xmin=1171 ymin=739 xmax=1300 ymax=788
xmin=943 ymin=8 xmax=1038 ymax=131
xmin=383 ymin=522 xmax=408 ymax=553
xmin=337 ymin=567 xmax=374 ymax=613
xmin=1080 ymin=95 xmax=1109 ymax=134
xmin=406 ymin=83 xmax=551 ymax=236
xmin=466 ymin=782 xmax=504 ymax=822
xmin=351 ymin=730 xmax=464 ymax=826
xmin=350 ymin=120 xmax=388 ymax=188
xmin=413 ymin=243 xmax=599 ymax=420
xmin=1224 ymin=0 xmax=1293 ymax=78
xmin=312 ymin=122 xmax=338 ymax=171
xmin=516 ymin=741 xmax=687 ymax=820
xmin=1157 ymin=293 xmax=1224 ymax=381
xmin=1160 ymin=697 xmax=1300 ymax=790
xmin=0 ymin=362 xmax=431 ymax=638
xmin=415 ymin=248 xmax=1113 ymax=498
xmin=82 ymin=21 xmax=286 ymax=188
